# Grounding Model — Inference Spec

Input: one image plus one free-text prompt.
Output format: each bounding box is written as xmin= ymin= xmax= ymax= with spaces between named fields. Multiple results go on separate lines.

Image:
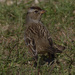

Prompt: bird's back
xmin=25 ymin=22 xmax=52 ymax=54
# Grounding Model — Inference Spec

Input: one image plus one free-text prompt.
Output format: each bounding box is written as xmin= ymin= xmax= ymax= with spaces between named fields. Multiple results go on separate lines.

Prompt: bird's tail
xmin=52 ymin=44 xmax=65 ymax=53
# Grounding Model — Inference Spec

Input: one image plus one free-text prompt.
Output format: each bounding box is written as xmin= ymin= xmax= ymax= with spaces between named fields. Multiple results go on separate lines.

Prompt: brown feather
xmin=24 ymin=6 xmax=65 ymax=57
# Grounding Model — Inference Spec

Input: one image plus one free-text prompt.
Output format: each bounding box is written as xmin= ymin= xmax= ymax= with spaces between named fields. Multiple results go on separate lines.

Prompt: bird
xmin=24 ymin=6 xmax=65 ymax=62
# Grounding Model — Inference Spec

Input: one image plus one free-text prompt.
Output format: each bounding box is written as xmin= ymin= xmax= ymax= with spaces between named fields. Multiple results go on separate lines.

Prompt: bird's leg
xmin=48 ymin=53 xmax=55 ymax=64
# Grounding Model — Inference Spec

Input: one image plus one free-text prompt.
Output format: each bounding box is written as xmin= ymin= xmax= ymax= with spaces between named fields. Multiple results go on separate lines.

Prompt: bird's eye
xmin=35 ymin=10 xmax=38 ymax=13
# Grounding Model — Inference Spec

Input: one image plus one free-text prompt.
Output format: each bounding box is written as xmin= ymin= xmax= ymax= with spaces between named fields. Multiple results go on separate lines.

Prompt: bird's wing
xmin=38 ymin=24 xmax=53 ymax=46
xmin=38 ymin=24 xmax=65 ymax=53
xmin=24 ymin=29 xmax=37 ymax=56
xmin=25 ymin=38 xmax=37 ymax=55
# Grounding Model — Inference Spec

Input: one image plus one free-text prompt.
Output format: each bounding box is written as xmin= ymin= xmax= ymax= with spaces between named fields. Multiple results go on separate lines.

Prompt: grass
xmin=0 ymin=0 xmax=75 ymax=75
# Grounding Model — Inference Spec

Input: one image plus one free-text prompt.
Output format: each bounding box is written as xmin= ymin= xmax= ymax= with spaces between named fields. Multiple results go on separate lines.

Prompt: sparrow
xmin=24 ymin=6 xmax=65 ymax=62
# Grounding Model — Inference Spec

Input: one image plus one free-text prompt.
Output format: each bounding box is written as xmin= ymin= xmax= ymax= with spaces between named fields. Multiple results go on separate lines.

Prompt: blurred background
xmin=0 ymin=0 xmax=75 ymax=75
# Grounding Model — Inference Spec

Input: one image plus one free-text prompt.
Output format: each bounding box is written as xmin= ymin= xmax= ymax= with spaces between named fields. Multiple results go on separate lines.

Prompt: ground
xmin=0 ymin=0 xmax=75 ymax=75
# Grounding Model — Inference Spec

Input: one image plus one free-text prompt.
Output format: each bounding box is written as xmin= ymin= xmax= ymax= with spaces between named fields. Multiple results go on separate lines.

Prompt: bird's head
xmin=26 ymin=6 xmax=46 ymax=22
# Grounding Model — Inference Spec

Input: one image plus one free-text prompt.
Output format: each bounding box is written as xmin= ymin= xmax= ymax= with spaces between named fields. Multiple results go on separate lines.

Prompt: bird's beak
xmin=40 ymin=10 xmax=46 ymax=14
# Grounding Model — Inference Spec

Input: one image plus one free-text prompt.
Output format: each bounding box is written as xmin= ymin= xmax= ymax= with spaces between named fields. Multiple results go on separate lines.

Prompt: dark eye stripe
xmin=35 ymin=11 xmax=38 ymax=13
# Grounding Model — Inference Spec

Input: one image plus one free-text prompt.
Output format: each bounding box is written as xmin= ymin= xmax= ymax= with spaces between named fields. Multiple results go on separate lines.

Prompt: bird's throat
xmin=27 ymin=17 xmax=40 ymax=23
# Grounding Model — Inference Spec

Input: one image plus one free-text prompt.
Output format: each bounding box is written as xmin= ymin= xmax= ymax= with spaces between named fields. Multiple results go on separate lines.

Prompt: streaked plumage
xmin=24 ymin=6 xmax=65 ymax=60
